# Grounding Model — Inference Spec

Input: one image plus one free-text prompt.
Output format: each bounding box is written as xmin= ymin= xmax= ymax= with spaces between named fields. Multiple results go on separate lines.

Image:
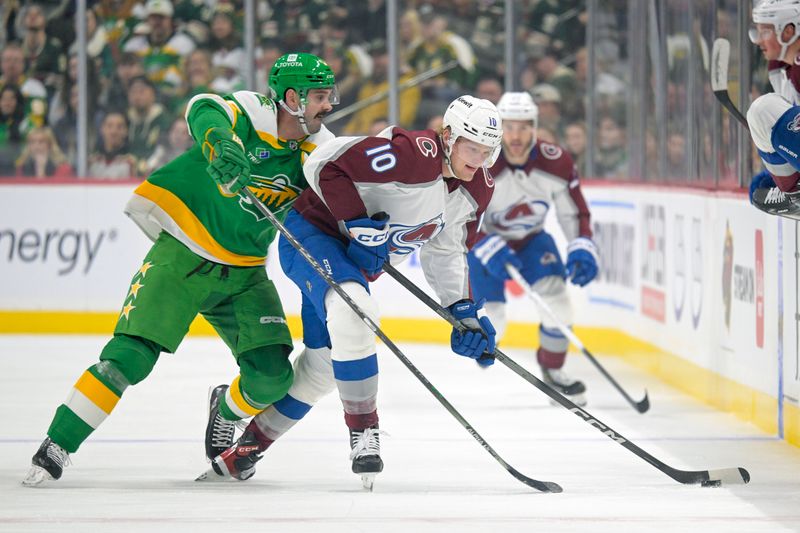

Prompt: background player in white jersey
xmin=467 ymin=92 xmax=598 ymax=406
xmin=204 ymin=95 xmax=501 ymax=485
xmin=746 ymin=0 xmax=800 ymax=218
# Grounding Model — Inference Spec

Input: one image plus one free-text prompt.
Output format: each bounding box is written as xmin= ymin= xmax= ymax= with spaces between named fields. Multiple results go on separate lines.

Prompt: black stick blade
xmin=511 ymin=468 xmax=563 ymax=493
xmin=635 ymin=390 xmax=650 ymax=414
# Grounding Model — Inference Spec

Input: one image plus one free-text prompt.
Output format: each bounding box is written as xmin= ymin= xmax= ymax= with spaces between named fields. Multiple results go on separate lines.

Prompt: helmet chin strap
xmin=279 ymin=100 xmax=311 ymax=136
xmin=440 ymin=133 xmax=457 ymax=177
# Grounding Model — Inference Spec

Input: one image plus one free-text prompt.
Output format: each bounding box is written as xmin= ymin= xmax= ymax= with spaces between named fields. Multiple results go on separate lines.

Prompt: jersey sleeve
xmin=420 ymin=171 xmax=493 ymax=307
xmin=185 ymin=92 xmax=249 ymax=144
xmin=536 ymin=142 xmax=592 ymax=241
xmin=185 ymin=90 xmax=278 ymax=149
xmin=301 ymin=136 xmax=372 ymax=222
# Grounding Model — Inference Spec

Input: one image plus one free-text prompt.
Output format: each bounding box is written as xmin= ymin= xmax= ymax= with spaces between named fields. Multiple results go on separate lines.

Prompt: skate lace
xmin=47 ymin=442 xmax=71 ymax=469
xmin=211 ymin=415 xmax=248 ymax=448
xmin=765 ymin=187 xmax=786 ymax=204
xmin=349 ymin=428 xmax=387 ymax=460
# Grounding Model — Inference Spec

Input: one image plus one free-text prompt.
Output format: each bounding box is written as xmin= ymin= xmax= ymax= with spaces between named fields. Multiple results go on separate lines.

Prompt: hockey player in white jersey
xmin=746 ymin=0 xmax=800 ymax=219
xmin=467 ymin=91 xmax=598 ymax=405
xmin=201 ymin=95 xmax=501 ymax=487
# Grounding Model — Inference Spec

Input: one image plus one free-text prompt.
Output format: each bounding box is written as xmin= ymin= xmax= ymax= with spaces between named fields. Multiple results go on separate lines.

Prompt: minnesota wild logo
xmin=239 ymin=173 xmax=303 ymax=221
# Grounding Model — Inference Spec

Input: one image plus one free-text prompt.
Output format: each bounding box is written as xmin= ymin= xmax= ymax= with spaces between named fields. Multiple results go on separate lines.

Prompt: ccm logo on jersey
xmin=388 ymin=215 xmax=445 ymax=255
xmin=260 ymin=316 xmax=287 ymax=324
xmin=416 ymin=136 xmax=438 ymax=157
xmin=788 ymin=113 xmax=800 ymax=133
xmin=540 ymin=142 xmax=563 ymax=160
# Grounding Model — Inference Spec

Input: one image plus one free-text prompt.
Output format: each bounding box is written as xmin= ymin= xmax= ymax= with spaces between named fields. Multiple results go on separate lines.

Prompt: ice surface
xmin=1 ymin=335 xmax=798 ymax=532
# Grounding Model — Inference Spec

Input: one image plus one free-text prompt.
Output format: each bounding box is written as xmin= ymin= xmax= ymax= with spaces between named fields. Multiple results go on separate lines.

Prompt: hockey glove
xmin=202 ymin=127 xmax=251 ymax=195
xmin=471 ymin=234 xmax=522 ymax=280
xmin=566 ymin=237 xmax=599 ymax=287
xmin=449 ymin=299 xmax=496 ymax=363
xmin=345 ymin=212 xmax=391 ymax=276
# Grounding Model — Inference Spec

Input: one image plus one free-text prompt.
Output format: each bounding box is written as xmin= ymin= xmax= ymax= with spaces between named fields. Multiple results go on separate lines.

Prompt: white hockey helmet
xmin=496 ymin=91 xmax=539 ymax=153
xmin=442 ymin=95 xmax=503 ymax=167
xmin=497 ymin=91 xmax=539 ymax=125
xmin=750 ymin=0 xmax=800 ymax=60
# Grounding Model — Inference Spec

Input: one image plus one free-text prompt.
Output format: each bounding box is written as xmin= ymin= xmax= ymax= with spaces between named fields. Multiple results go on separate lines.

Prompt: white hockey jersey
xmin=298 ymin=127 xmax=493 ymax=307
xmin=480 ymin=141 xmax=592 ymax=248
xmin=767 ymin=59 xmax=800 ymax=105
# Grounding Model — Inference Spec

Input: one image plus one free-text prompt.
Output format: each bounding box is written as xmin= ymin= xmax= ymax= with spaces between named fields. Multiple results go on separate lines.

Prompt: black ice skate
xmin=349 ymin=427 xmax=384 ymax=491
xmin=205 ymin=384 xmax=245 ymax=460
xmin=22 ymin=437 xmax=70 ymax=486
xmin=198 ymin=429 xmax=263 ymax=482
xmin=541 ymin=367 xmax=587 ymax=407
xmin=751 ymin=184 xmax=800 ymax=220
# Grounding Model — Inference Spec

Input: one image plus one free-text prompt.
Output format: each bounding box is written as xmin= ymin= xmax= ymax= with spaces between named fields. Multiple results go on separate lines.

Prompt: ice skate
xmin=22 ymin=438 xmax=70 ymax=486
xmin=349 ymin=427 xmax=384 ymax=491
xmin=541 ymin=366 xmax=587 ymax=407
xmin=197 ymin=429 xmax=263 ymax=482
xmin=205 ymin=384 xmax=246 ymax=461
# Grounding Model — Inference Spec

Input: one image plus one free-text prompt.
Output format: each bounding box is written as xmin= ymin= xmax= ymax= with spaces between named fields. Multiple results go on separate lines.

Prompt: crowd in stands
xmin=0 ymin=0 xmax=630 ymax=180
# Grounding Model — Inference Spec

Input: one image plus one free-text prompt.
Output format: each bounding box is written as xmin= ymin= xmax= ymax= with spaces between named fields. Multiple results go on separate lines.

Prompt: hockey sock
xmin=344 ymin=410 xmax=379 ymax=430
xmin=219 ymin=376 xmax=258 ymax=420
xmin=537 ymin=347 xmax=567 ymax=369
xmin=47 ymin=335 xmax=158 ymax=453
xmin=47 ymin=361 xmax=129 ymax=453
xmin=220 ymin=346 xmax=294 ymax=421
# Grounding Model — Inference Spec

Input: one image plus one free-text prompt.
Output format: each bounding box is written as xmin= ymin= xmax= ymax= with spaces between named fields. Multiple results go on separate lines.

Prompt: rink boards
xmin=0 ymin=181 xmax=798 ymax=447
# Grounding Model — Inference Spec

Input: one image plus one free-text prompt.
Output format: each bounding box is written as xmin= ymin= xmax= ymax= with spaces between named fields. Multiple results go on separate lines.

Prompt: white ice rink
xmin=1 ymin=334 xmax=799 ymax=533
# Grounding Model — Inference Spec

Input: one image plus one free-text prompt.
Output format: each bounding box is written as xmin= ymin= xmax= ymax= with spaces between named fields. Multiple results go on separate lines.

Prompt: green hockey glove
xmin=202 ymin=127 xmax=251 ymax=195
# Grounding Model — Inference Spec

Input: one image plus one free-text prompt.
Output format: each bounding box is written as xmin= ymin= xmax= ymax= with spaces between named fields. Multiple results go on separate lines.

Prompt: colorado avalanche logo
xmin=490 ymin=200 xmax=549 ymax=232
xmin=540 ymin=142 xmax=563 ymax=160
xmin=416 ymin=136 xmax=438 ymax=158
xmin=388 ymin=214 xmax=445 ymax=255
xmin=788 ymin=113 xmax=800 ymax=133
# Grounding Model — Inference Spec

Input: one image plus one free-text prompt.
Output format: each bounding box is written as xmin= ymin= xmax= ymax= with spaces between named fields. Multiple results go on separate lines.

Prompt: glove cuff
xmin=202 ymin=128 xmax=244 ymax=162
xmin=345 ymin=214 xmax=390 ymax=247
xmin=473 ymin=234 xmax=508 ymax=265
xmin=449 ymin=299 xmax=476 ymax=320
xmin=567 ymin=237 xmax=598 ymax=262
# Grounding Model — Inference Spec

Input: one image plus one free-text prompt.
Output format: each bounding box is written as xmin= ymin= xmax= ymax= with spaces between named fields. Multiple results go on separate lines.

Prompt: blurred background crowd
xmin=0 ymin=0 xmax=762 ymax=187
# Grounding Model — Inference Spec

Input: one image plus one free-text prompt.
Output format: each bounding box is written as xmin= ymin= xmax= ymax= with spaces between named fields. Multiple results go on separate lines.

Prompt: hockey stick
xmin=237 ymin=188 xmax=562 ymax=493
xmin=505 ymin=265 xmax=650 ymax=413
xmin=711 ymin=38 xmax=749 ymax=128
xmin=382 ymin=263 xmax=750 ymax=487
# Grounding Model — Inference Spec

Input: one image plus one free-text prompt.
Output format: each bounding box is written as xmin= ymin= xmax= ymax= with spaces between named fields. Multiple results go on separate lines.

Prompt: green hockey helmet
xmin=268 ymin=53 xmax=339 ymax=105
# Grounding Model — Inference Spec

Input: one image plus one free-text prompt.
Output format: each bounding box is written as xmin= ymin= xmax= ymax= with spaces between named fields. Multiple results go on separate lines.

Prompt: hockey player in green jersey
xmin=23 ymin=53 xmax=338 ymax=486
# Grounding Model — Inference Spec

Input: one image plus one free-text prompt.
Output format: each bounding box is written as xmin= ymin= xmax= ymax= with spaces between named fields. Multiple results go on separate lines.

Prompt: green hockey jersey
xmin=125 ymin=90 xmax=334 ymax=266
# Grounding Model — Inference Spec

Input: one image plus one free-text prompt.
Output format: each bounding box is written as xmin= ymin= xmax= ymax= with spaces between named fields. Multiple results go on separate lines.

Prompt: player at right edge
xmin=746 ymin=0 xmax=800 ymax=219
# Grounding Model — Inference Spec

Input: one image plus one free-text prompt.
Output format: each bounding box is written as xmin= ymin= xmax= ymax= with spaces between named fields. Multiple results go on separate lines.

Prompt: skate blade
xmin=22 ymin=465 xmax=52 ymax=487
xmin=360 ymin=473 xmax=376 ymax=491
xmin=195 ymin=466 xmax=228 ymax=482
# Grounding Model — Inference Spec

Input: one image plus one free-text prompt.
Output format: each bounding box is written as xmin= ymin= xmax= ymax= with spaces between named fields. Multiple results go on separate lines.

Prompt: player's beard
xmin=505 ymin=142 xmax=528 ymax=162
xmin=304 ymin=112 xmax=328 ymax=134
